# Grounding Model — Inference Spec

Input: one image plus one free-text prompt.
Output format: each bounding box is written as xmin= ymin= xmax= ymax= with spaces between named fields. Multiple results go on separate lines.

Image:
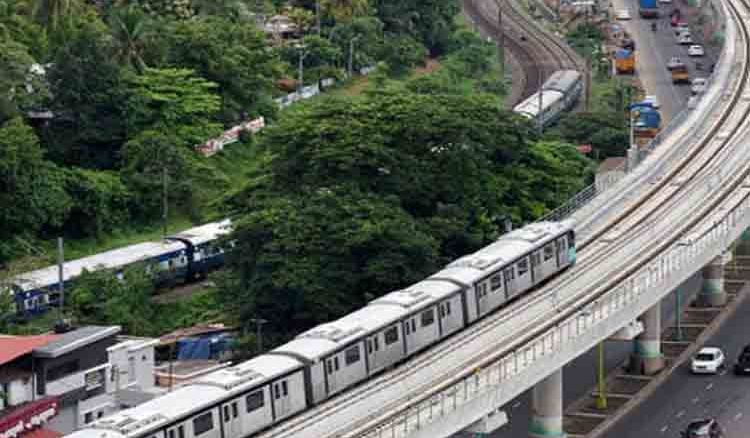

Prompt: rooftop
xmin=0 ymin=334 xmax=60 ymax=366
xmin=33 ymin=326 xmax=120 ymax=358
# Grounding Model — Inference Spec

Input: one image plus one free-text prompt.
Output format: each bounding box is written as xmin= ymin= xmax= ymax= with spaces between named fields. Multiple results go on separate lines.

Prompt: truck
xmin=639 ymin=0 xmax=659 ymax=18
xmin=614 ymin=48 xmax=635 ymax=74
xmin=633 ymin=107 xmax=661 ymax=138
xmin=671 ymin=64 xmax=689 ymax=83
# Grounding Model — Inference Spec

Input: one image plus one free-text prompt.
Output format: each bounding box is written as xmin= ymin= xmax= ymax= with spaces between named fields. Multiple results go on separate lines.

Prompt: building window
xmin=384 ymin=326 xmax=399 ymax=345
xmin=192 ymin=412 xmax=214 ymax=436
xmin=345 ymin=346 xmax=360 ymax=365
xmin=246 ymin=391 xmax=264 ymax=413
xmin=421 ymin=309 xmax=435 ymax=327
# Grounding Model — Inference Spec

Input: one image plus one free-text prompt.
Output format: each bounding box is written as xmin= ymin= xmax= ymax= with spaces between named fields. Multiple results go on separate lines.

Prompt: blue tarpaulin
xmin=176 ymin=333 xmax=233 ymax=360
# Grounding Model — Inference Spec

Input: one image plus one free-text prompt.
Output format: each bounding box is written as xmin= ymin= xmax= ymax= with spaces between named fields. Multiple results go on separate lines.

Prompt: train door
xmin=272 ymin=380 xmax=291 ymax=419
xmin=556 ymin=235 xmax=568 ymax=267
xmin=531 ymin=251 xmax=543 ymax=284
xmin=167 ymin=424 xmax=185 ymax=438
xmin=503 ymin=266 xmax=516 ymax=298
xmin=324 ymin=355 xmax=340 ymax=394
xmin=221 ymin=400 xmax=241 ymax=438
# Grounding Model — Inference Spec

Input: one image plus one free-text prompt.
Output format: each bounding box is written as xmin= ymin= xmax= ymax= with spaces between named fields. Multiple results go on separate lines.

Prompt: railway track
xmin=253 ymin=0 xmax=749 ymax=435
xmin=463 ymin=0 xmax=582 ymax=104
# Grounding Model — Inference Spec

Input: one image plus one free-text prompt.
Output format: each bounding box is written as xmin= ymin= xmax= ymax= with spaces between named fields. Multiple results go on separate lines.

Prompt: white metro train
xmin=65 ymin=220 xmax=576 ymax=438
xmin=513 ymin=70 xmax=583 ymax=128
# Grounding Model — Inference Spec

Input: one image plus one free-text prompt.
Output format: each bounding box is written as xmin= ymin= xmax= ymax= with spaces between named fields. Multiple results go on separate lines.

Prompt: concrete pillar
xmin=529 ymin=369 xmax=566 ymax=438
xmin=700 ymin=253 xmax=729 ymax=307
xmin=630 ymin=303 xmax=665 ymax=375
xmin=736 ymin=228 xmax=750 ymax=255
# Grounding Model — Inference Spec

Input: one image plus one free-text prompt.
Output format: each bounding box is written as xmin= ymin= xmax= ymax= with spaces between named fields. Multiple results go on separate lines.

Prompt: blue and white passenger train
xmin=512 ymin=70 xmax=583 ymax=128
xmin=64 ymin=220 xmax=576 ymax=438
xmin=7 ymin=220 xmax=232 ymax=315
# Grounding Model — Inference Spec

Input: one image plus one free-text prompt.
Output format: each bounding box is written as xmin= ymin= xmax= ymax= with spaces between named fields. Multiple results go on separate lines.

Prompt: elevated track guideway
xmin=253 ymin=0 xmax=750 ymax=436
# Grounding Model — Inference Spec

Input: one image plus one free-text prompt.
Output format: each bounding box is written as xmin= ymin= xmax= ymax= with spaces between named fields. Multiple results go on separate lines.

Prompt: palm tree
xmin=109 ymin=4 xmax=150 ymax=73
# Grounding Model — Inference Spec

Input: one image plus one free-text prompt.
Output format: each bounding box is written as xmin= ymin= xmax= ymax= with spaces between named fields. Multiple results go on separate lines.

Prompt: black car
xmin=682 ymin=418 xmax=723 ymax=438
xmin=734 ymin=345 xmax=750 ymax=375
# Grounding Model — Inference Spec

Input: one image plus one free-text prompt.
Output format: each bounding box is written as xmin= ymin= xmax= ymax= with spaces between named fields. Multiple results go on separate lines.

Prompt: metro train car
xmin=63 ymin=220 xmax=576 ymax=438
xmin=8 ymin=220 xmax=232 ymax=316
xmin=512 ymin=70 xmax=583 ymax=128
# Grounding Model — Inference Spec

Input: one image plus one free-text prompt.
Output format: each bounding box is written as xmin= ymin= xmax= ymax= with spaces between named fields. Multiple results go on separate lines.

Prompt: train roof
xmin=82 ymin=384 xmax=227 ymax=438
xmin=370 ymin=279 xmax=464 ymax=311
xmin=272 ymin=304 xmax=406 ymax=361
xmin=542 ymin=70 xmax=582 ymax=93
xmin=193 ymin=354 xmax=303 ymax=393
xmin=433 ymin=221 xmax=574 ymax=285
xmin=512 ymin=89 xmax=565 ymax=119
xmin=168 ymin=219 xmax=232 ymax=246
xmin=12 ymin=240 xmax=187 ymax=292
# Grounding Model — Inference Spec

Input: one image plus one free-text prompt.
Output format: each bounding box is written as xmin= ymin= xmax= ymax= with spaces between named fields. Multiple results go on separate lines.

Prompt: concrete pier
xmin=529 ymin=369 xmax=566 ymax=438
xmin=630 ymin=303 xmax=665 ymax=375
xmin=700 ymin=252 xmax=730 ymax=307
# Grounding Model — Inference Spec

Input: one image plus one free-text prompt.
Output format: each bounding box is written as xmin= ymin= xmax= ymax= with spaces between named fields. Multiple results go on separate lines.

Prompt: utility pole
xmin=537 ymin=67 xmax=544 ymax=136
xmin=585 ymin=55 xmax=592 ymax=112
xmin=675 ymin=289 xmax=683 ymax=341
xmin=162 ymin=168 xmax=168 ymax=240
xmin=297 ymin=46 xmax=309 ymax=94
xmin=250 ymin=318 xmax=268 ymax=353
xmin=57 ymin=237 xmax=64 ymax=319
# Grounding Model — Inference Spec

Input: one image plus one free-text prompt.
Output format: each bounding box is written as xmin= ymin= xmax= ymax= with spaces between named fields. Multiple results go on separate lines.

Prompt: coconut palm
xmin=32 ymin=0 xmax=73 ymax=31
xmin=109 ymin=4 xmax=150 ymax=72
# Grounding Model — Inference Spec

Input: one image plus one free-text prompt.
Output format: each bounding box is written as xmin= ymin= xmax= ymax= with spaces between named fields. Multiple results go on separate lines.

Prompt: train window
xmin=445 ymin=301 xmax=452 ymax=315
xmin=282 ymin=380 xmax=288 ymax=396
xmin=374 ymin=336 xmax=380 ymax=351
xmin=192 ymin=412 xmax=214 ymax=436
xmin=491 ymin=274 xmax=502 ymax=290
xmin=178 ymin=426 xmax=185 ymax=438
xmin=333 ymin=357 xmax=339 ymax=371
xmin=544 ymin=244 xmax=554 ymax=261
xmin=274 ymin=383 xmax=280 ymax=400
xmin=246 ymin=391 xmax=264 ymax=412
xmin=367 ymin=339 xmax=373 ymax=353
xmin=531 ymin=252 xmax=541 ymax=266
xmin=326 ymin=359 xmax=333 ymax=374
xmin=232 ymin=402 xmax=238 ymax=418
xmin=223 ymin=406 xmax=230 ymax=422
xmin=384 ymin=326 xmax=399 ymax=345
xmin=421 ymin=309 xmax=435 ymax=327
xmin=168 ymin=430 xmax=175 ymax=438
xmin=518 ymin=259 xmax=528 ymax=275
xmin=405 ymin=322 xmax=411 ymax=335
xmin=345 ymin=346 xmax=360 ymax=365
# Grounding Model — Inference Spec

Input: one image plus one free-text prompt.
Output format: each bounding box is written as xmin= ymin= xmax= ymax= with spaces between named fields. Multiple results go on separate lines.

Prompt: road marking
xmin=660 ymin=425 xmax=669 ymax=433
xmin=676 ymin=410 xmax=685 ymax=418
xmin=693 ymin=397 xmax=700 ymax=404
xmin=735 ymin=412 xmax=743 ymax=421
xmin=706 ymin=383 xmax=714 ymax=390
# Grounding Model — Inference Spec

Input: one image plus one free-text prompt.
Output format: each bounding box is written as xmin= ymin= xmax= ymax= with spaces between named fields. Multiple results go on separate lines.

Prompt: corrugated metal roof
xmin=33 ymin=326 xmax=120 ymax=358
xmin=0 ymin=335 xmax=59 ymax=365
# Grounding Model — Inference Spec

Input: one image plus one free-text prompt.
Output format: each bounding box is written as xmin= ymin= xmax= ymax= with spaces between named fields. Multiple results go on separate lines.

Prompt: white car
xmin=642 ymin=95 xmax=660 ymax=109
xmin=688 ymin=45 xmax=705 ymax=56
xmin=691 ymin=347 xmax=725 ymax=374
xmin=691 ymin=77 xmax=708 ymax=94
xmin=659 ymin=0 xmax=672 ymax=3
xmin=675 ymin=23 xmax=690 ymax=34
xmin=678 ymin=33 xmax=694 ymax=44
xmin=616 ymin=8 xmax=632 ymax=19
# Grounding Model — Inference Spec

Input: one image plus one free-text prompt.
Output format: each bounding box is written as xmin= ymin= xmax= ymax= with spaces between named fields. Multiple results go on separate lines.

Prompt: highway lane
xmin=485 ymin=272 xmax=703 ymax=438
xmin=601 ymin=289 xmax=750 ymax=438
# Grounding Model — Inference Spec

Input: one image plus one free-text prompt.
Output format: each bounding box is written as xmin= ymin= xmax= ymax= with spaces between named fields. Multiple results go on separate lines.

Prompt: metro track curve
xmin=257 ymin=3 xmax=749 ymax=438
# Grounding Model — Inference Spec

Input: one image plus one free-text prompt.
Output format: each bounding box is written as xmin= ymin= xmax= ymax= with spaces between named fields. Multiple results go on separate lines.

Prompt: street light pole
xmin=596 ymin=341 xmax=607 ymax=409
xmin=297 ymin=46 xmax=309 ymax=94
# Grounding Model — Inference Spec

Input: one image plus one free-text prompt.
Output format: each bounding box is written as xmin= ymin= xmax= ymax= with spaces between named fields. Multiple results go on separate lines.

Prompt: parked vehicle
xmin=639 ymin=0 xmax=659 ymax=17
xmin=671 ymin=10 xmax=682 ymax=26
xmin=688 ymin=45 xmax=705 ymax=56
xmin=691 ymin=77 xmax=708 ymax=94
xmin=633 ymin=106 xmax=661 ymax=138
xmin=734 ymin=345 xmax=750 ymax=375
xmin=691 ymin=347 xmax=725 ymax=374
xmin=616 ymin=8 xmax=632 ymax=19
xmin=642 ymin=95 xmax=660 ymax=108
xmin=681 ymin=418 xmax=724 ymax=438
xmin=614 ymin=48 xmax=636 ymax=74
xmin=63 ymin=220 xmax=578 ymax=438
xmin=678 ymin=33 xmax=694 ymax=44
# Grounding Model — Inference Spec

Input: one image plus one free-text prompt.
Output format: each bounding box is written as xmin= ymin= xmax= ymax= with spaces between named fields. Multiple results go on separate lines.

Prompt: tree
xmin=32 ymin=0 xmax=76 ymax=32
xmin=163 ymin=18 xmax=281 ymax=122
xmin=373 ymin=0 xmax=459 ymax=55
xmin=45 ymin=16 xmax=127 ymax=169
xmin=0 ymin=118 xmax=71 ymax=264
xmin=108 ymin=3 xmax=152 ymax=73
xmin=0 ymin=38 xmax=47 ymax=123
xmin=64 ymin=168 xmax=132 ymax=238
xmin=321 ymin=0 xmax=370 ymax=22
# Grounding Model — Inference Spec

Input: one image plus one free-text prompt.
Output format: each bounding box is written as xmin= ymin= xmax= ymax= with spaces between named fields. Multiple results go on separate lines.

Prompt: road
xmin=485 ymin=272 xmax=703 ymax=438
xmin=601 ymin=290 xmax=750 ymax=438
xmin=611 ymin=0 xmax=720 ymax=123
